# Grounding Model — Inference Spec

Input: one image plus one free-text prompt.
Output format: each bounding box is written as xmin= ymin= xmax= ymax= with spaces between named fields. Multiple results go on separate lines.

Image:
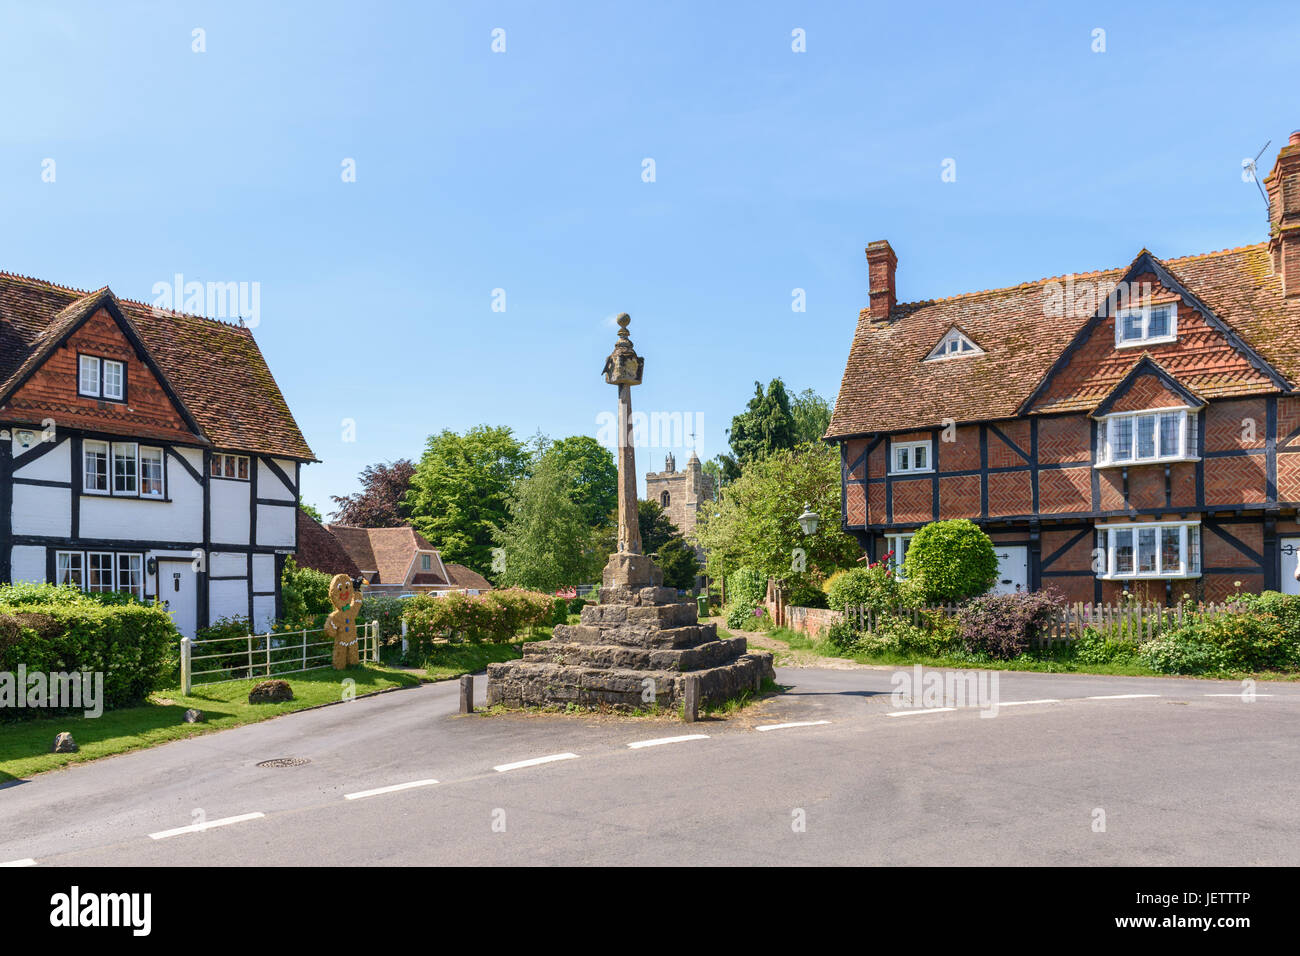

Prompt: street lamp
xmin=797 ymin=502 xmax=819 ymax=536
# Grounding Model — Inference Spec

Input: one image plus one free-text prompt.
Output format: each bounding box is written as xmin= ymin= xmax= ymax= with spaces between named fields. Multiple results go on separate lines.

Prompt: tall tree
xmin=696 ymin=441 xmax=859 ymax=588
xmin=493 ymin=451 xmax=602 ymax=592
xmin=546 ymin=435 xmax=617 ymax=530
xmin=790 ymin=388 xmax=833 ymax=445
xmin=405 ymin=426 xmax=530 ymax=574
xmin=594 ymin=499 xmax=681 ymax=558
xmin=656 ymin=536 xmax=703 ymax=590
xmin=724 ymin=378 xmax=797 ymax=479
xmin=329 ymin=459 xmax=415 ymax=526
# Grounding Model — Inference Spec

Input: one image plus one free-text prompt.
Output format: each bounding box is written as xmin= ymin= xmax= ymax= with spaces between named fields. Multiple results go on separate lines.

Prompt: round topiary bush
xmin=903 ymin=519 xmax=998 ymax=604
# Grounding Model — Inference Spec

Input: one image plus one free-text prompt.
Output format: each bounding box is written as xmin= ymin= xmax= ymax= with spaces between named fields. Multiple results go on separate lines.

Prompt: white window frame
xmin=116 ymin=553 xmax=144 ymax=600
xmin=102 ymin=359 xmax=125 ymax=400
xmin=87 ymin=552 xmax=116 ymax=593
xmin=1115 ymin=302 xmax=1178 ymax=348
xmin=56 ymin=551 xmax=84 ymax=588
xmin=78 ymin=355 xmax=101 ymax=397
xmin=890 ymin=440 xmax=932 ymax=475
xmin=210 ymin=453 xmax=251 ymax=481
xmin=925 ymin=328 xmax=983 ymax=361
xmin=1095 ymin=521 xmax=1201 ymax=580
xmin=139 ymin=446 xmax=165 ymax=498
xmin=884 ymin=533 xmax=914 ymax=578
xmin=83 ymin=440 xmax=110 ymax=494
xmin=112 ymin=442 xmax=138 ymax=495
xmin=1096 ymin=407 xmax=1196 ymax=467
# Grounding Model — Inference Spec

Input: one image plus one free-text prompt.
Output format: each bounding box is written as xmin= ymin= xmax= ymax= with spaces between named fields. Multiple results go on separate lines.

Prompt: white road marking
xmin=998 ymin=699 xmax=1063 ymax=707
xmin=149 ymin=811 xmax=266 ymax=840
xmin=344 ymin=779 xmax=439 ymax=800
xmin=756 ymin=720 xmax=832 ymax=732
xmin=0 ymin=858 xmax=36 ymax=867
xmin=494 ymin=753 xmax=579 ymax=773
xmin=1085 ymin=694 xmax=1160 ymax=700
xmin=885 ymin=707 xmax=957 ymax=718
xmin=627 ymin=734 xmax=709 ymax=749
xmin=1204 ymin=693 xmax=1275 ymax=698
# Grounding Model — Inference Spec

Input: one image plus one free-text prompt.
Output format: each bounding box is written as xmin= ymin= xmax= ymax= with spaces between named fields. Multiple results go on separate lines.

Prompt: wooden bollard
xmin=683 ymin=675 xmax=700 ymax=723
xmin=459 ymin=674 xmax=474 ymax=714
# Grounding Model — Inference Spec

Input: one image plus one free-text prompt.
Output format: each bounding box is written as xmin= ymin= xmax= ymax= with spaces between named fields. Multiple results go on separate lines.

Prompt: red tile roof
xmin=826 ymin=244 xmax=1300 ymax=439
xmin=294 ymin=509 xmax=362 ymax=577
xmin=325 ymin=524 xmax=445 ymax=587
xmin=0 ymin=272 xmax=314 ymax=460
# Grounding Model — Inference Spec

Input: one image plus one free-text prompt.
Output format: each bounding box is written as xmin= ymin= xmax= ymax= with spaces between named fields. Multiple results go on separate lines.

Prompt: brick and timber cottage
xmin=0 ymin=275 xmax=315 ymax=636
xmin=827 ymin=131 xmax=1300 ymax=605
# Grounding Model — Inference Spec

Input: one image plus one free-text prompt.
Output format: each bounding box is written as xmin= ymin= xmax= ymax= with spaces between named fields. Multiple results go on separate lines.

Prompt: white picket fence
xmin=180 ymin=620 xmax=380 ymax=694
xmin=845 ymin=601 xmax=1243 ymax=647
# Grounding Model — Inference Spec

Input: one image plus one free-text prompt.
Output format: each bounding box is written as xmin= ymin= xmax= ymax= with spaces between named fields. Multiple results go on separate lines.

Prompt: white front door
xmin=991 ymin=545 xmax=1028 ymax=595
xmin=159 ymin=560 xmax=198 ymax=638
xmin=1281 ymin=538 xmax=1300 ymax=596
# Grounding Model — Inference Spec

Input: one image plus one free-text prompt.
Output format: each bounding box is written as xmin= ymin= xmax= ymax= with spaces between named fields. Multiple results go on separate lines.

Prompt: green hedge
xmin=904 ymin=519 xmax=998 ymax=603
xmin=403 ymin=589 xmax=552 ymax=648
xmin=0 ymin=584 xmax=178 ymax=715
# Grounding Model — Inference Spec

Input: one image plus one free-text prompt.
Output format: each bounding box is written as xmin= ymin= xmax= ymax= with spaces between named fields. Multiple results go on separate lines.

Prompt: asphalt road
xmin=2 ymin=666 xmax=1298 ymax=866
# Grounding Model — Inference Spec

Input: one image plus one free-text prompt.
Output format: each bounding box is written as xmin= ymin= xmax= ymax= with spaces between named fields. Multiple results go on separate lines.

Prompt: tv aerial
xmin=1242 ymin=141 xmax=1271 ymax=210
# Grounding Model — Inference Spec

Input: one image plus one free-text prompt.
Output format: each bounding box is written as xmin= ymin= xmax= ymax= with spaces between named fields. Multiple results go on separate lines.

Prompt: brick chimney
xmin=1265 ymin=130 xmax=1300 ymax=297
xmin=866 ymin=240 xmax=897 ymax=322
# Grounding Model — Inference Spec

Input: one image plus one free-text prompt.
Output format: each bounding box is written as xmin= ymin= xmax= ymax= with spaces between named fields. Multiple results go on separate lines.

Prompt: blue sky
xmin=2 ymin=1 xmax=1298 ymax=514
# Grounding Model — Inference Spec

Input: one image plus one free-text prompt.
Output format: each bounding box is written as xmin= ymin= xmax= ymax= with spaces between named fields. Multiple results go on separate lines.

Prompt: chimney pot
xmin=1291 ymin=130 xmax=1300 ymax=146
xmin=1266 ymin=129 xmax=1300 ymax=297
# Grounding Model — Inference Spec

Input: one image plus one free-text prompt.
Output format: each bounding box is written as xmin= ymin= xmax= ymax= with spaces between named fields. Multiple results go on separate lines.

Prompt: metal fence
xmin=845 ymin=601 xmax=1243 ymax=647
xmin=180 ymin=621 xmax=380 ymax=694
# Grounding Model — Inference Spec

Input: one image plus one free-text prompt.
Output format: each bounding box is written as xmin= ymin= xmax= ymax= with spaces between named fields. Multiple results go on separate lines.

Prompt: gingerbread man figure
xmin=324 ymin=574 xmax=361 ymax=669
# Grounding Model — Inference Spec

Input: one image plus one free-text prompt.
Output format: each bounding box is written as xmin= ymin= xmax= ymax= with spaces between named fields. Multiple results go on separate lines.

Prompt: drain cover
xmin=257 ymin=757 xmax=310 ymax=768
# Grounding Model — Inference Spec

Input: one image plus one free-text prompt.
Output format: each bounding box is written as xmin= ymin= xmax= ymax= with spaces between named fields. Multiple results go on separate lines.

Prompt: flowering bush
xmin=824 ymin=556 xmax=922 ymax=614
xmin=958 ymin=588 xmax=1063 ymax=660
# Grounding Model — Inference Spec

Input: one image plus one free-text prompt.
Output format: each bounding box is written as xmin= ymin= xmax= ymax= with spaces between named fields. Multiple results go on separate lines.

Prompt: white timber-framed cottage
xmin=0 ymin=274 xmax=316 ymax=637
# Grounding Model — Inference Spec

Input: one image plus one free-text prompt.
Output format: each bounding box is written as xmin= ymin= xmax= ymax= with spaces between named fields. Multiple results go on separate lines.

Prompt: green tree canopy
xmin=405 ymin=426 xmax=530 ymax=574
xmin=696 ymin=441 xmax=859 ymax=590
xmin=493 ymin=451 xmax=602 ymax=592
xmin=656 ymin=537 xmax=702 ymax=590
xmin=790 ymin=388 xmax=833 ymax=445
xmin=545 ymin=435 xmax=617 ymax=530
xmin=722 ymin=378 xmax=799 ymax=480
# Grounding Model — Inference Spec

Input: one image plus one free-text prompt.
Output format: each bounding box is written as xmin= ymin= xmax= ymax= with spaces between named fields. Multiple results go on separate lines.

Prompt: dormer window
xmin=421 ymin=554 xmax=432 ymax=571
xmin=926 ymin=328 xmax=983 ymax=361
xmin=1115 ymin=303 xmax=1177 ymax=347
xmin=78 ymin=355 xmax=126 ymax=401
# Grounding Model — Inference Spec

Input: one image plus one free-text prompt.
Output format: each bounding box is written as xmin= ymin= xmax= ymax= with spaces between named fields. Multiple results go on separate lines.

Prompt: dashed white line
xmin=494 ymin=753 xmax=579 ymax=773
xmin=626 ymin=734 xmax=709 ymax=749
xmin=149 ymin=811 xmax=266 ymax=840
xmin=0 ymin=858 xmax=36 ymax=867
xmin=1085 ymin=694 xmax=1160 ymax=700
xmin=885 ymin=707 xmax=957 ymax=718
xmin=344 ymin=779 xmax=439 ymax=800
xmin=756 ymin=720 xmax=832 ymax=732
xmin=998 ymin=699 xmax=1063 ymax=707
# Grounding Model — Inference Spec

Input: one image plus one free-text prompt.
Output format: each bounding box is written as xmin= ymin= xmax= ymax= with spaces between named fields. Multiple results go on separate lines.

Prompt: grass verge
xmin=0 ymin=663 xmax=420 ymax=782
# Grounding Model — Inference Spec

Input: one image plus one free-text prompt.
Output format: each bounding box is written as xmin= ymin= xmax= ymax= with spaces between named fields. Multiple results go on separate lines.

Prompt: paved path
xmin=1 ymin=667 xmax=1297 ymax=866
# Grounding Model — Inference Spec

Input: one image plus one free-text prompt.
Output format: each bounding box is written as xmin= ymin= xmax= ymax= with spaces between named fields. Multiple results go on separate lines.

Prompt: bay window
xmin=1095 ymin=522 xmax=1200 ymax=579
xmin=1096 ymin=408 xmax=1196 ymax=466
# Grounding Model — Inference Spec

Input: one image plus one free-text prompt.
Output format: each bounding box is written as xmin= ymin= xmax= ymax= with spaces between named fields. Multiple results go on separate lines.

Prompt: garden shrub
xmin=358 ymin=593 xmax=408 ymax=641
xmin=1144 ymin=611 xmax=1291 ymax=674
xmin=904 ymin=519 xmax=999 ymax=604
xmin=1139 ymin=628 xmax=1229 ymax=675
xmin=784 ymin=575 xmax=828 ymax=609
xmin=551 ymin=597 xmax=569 ymax=626
xmin=280 ymin=557 xmax=333 ymax=625
xmin=568 ymin=597 xmax=591 ymax=615
xmin=0 ymin=586 xmax=178 ymax=714
xmin=958 ymin=588 xmax=1062 ymax=660
xmin=726 ymin=567 xmax=767 ymax=608
xmin=1071 ymin=628 xmax=1143 ymax=666
xmin=404 ymin=589 xmax=551 ymax=647
xmin=823 ymin=617 xmax=862 ymax=651
xmin=824 ymin=562 xmax=921 ymax=614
